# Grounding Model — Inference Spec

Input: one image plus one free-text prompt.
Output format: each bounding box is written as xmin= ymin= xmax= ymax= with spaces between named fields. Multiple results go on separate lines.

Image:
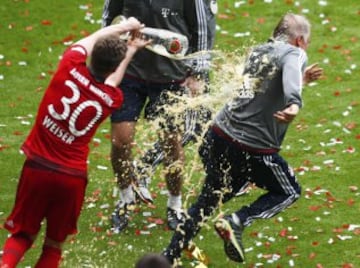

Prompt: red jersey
xmin=22 ymin=45 xmax=123 ymax=177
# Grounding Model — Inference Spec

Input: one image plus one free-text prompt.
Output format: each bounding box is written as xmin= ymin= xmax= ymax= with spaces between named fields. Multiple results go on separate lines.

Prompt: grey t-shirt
xmin=214 ymin=40 xmax=307 ymax=150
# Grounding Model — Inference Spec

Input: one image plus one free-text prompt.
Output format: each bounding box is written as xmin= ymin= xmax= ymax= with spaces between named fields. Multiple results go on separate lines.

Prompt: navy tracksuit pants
xmin=164 ymin=127 xmax=301 ymax=261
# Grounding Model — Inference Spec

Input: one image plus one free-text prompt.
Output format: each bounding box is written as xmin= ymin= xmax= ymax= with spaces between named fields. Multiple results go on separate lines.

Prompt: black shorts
xmin=111 ymin=77 xmax=185 ymax=124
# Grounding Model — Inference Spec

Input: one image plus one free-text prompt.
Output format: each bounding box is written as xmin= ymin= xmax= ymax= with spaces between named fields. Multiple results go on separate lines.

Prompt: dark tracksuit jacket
xmin=102 ymin=0 xmax=216 ymax=83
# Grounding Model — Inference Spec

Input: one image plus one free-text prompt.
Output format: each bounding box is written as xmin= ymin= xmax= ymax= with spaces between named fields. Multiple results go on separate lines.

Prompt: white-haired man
xmin=163 ymin=13 xmax=322 ymax=266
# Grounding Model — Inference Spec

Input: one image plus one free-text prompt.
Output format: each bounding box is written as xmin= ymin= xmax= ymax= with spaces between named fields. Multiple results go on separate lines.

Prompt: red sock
xmin=34 ymin=245 xmax=62 ymax=268
xmin=1 ymin=233 xmax=33 ymax=267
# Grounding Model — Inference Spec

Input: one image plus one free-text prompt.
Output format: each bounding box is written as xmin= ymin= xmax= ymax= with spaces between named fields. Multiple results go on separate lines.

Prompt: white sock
xmin=120 ymin=185 xmax=135 ymax=204
xmin=167 ymin=194 xmax=182 ymax=210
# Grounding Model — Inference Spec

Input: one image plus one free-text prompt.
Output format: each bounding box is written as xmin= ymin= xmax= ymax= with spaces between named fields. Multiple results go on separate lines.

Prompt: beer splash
xmin=134 ymin=48 xmax=263 ymax=195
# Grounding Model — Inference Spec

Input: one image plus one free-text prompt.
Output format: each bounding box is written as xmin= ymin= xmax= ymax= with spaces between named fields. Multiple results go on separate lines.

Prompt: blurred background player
xmin=102 ymin=0 xmax=217 ymax=233
xmin=0 ymin=18 xmax=149 ymax=268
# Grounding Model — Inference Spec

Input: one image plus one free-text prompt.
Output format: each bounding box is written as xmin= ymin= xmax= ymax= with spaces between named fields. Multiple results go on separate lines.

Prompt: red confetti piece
xmin=108 ymin=241 xmax=117 ymax=246
xmin=0 ymin=144 xmax=10 ymax=151
xmin=264 ymin=241 xmax=271 ymax=248
xmin=92 ymin=141 xmax=100 ymax=147
xmin=343 ymin=146 xmax=355 ymax=153
xmin=347 ymin=198 xmax=355 ymax=206
xmin=62 ymin=34 xmax=76 ymax=43
xmin=90 ymin=226 xmax=102 ymax=232
xmin=312 ymin=241 xmax=319 ymax=246
xmin=41 ymin=20 xmax=52 ymax=26
xmin=332 ymin=228 xmax=344 ymax=234
xmin=13 ymin=131 xmax=23 ymax=136
xmin=326 ymin=192 xmax=336 ymax=202
xmin=249 ymin=231 xmax=259 ymax=237
xmin=96 ymin=211 xmax=103 ymax=218
xmin=345 ymin=122 xmax=357 ymax=130
xmin=309 ymin=205 xmax=321 ymax=211
xmin=341 ymin=49 xmax=351 ymax=55
xmin=286 ymin=245 xmax=296 ymax=255
xmin=146 ymin=203 xmax=156 ymax=209
xmin=135 ymin=206 xmax=144 ymax=214
xmin=279 ymin=229 xmax=287 ymax=237
xmin=305 ymin=189 xmax=314 ymax=197
xmin=256 ymin=17 xmax=266 ymax=24
xmin=154 ymin=218 xmax=164 ymax=225
xmin=350 ymin=101 xmax=359 ymax=106
xmin=80 ymin=30 xmax=91 ymax=37
xmin=350 ymin=36 xmax=358 ymax=43
xmin=217 ymin=13 xmax=235 ymax=20
xmin=157 ymin=182 xmax=167 ymax=189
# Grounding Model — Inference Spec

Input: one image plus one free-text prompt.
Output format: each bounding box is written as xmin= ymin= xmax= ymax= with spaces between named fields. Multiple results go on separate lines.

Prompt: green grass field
xmin=1 ymin=0 xmax=359 ymax=267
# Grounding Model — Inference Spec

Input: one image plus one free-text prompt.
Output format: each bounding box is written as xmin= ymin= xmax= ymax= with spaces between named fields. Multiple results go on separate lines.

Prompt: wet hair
xmin=135 ymin=253 xmax=171 ymax=268
xmin=90 ymin=34 xmax=127 ymax=78
xmin=272 ymin=13 xmax=311 ymax=43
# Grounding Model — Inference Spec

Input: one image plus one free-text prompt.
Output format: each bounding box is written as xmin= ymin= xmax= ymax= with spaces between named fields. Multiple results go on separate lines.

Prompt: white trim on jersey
xmin=71 ymin=46 xmax=86 ymax=55
xmin=242 ymin=155 xmax=300 ymax=226
xmin=194 ymin=0 xmax=212 ymax=73
xmin=297 ymin=48 xmax=307 ymax=94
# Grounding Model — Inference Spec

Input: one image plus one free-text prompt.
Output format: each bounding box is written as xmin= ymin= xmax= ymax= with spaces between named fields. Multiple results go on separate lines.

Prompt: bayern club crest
xmin=167 ymin=38 xmax=182 ymax=54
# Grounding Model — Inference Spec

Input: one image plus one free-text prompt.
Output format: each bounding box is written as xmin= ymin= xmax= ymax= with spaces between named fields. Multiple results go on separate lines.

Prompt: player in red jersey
xmin=0 ymin=17 xmax=150 ymax=268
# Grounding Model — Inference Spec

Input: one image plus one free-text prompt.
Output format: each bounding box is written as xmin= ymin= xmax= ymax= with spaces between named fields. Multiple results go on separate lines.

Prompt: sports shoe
xmin=167 ymin=207 xmax=184 ymax=230
xmin=133 ymin=161 xmax=154 ymax=204
xmin=214 ymin=215 xmax=245 ymax=263
xmin=111 ymin=202 xmax=135 ymax=233
xmin=132 ymin=179 xmax=153 ymax=204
